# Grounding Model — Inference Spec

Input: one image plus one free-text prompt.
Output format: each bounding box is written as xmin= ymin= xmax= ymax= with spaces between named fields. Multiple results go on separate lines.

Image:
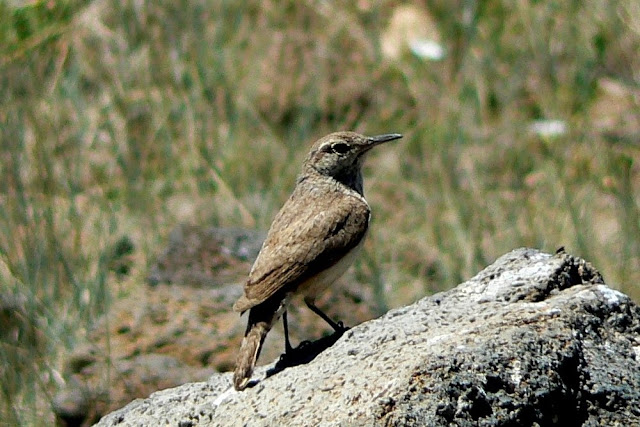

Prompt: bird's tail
xmin=233 ymin=301 xmax=280 ymax=391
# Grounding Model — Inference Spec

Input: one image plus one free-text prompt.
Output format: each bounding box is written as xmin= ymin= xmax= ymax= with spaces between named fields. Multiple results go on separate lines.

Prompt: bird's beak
xmin=367 ymin=133 xmax=403 ymax=145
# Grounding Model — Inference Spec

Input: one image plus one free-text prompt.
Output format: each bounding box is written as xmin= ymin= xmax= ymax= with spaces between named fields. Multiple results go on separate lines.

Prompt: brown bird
xmin=233 ymin=131 xmax=402 ymax=391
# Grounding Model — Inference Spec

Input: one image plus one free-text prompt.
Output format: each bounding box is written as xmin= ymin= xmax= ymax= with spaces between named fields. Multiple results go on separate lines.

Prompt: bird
xmin=232 ymin=131 xmax=402 ymax=391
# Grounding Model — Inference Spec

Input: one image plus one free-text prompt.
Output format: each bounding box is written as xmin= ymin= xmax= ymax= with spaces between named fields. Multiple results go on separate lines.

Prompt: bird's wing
xmin=233 ymin=189 xmax=369 ymax=312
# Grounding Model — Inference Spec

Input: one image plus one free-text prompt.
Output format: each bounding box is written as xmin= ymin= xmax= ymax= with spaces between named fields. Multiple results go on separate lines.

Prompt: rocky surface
xmin=53 ymin=225 xmax=378 ymax=426
xmin=95 ymin=248 xmax=640 ymax=426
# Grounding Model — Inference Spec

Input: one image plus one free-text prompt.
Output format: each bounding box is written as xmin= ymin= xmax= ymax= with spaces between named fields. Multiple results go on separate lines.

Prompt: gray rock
xmin=147 ymin=225 xmax=266 ymax=287
xmin=95 ymin=248 xmax=640 ymax=426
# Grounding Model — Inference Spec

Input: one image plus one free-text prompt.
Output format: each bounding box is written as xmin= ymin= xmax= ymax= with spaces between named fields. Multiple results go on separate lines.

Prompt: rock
xmin=95 ymin=248 xmax=640 ymax=426
xmin=380 ymin=5 xmax=443 ymax=61
xmin=147 ymin=225 xmax=266 ymax=287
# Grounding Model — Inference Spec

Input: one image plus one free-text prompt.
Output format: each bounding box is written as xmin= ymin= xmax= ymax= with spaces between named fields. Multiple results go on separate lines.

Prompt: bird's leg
xmin=304 ymin=298 xmax=347 ymax=332
xmin=282 ymin=310 xmax=294 ymax=354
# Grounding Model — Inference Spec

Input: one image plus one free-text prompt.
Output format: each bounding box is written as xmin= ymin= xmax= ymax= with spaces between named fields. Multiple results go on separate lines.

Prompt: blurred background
xmin=1 ymin=0 xmax=639 ymax=424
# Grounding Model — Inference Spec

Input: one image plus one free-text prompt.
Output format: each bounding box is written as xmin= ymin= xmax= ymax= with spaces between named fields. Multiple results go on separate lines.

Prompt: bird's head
xmin=304 ymin=131 xmax=402 ymax=183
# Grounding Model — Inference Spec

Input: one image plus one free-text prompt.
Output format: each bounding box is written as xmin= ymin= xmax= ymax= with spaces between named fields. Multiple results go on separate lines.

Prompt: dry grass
xmin=1 ymin=0 xmax=639 ymax=424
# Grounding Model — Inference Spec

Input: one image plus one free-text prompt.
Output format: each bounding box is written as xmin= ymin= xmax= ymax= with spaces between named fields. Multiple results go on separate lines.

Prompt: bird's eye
xmin=330 ymin=142 xmax=350 ymax=154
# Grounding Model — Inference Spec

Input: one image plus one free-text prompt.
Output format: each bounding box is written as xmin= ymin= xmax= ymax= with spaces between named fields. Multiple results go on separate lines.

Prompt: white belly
xmin=294 ymin=239 xmax=365 ymax=302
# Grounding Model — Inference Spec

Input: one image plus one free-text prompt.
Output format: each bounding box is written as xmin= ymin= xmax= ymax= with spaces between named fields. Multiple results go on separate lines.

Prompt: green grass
xmin=1 ymin=0 xmax=639 ymax=424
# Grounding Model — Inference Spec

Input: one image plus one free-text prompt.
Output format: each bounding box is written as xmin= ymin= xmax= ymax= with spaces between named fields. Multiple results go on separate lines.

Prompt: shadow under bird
xmin=233 ymin=131 xmax=402 ymax=391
